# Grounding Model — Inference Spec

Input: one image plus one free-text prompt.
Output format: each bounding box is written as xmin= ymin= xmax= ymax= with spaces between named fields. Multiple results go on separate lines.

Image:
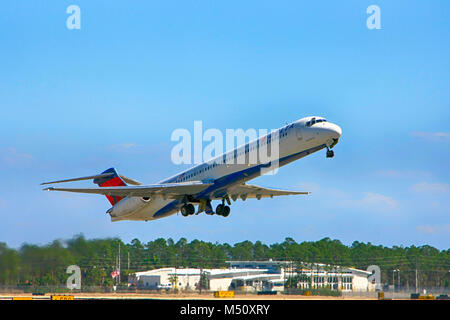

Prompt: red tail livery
xmin=93 ymin=168 xmax=127 ymax=205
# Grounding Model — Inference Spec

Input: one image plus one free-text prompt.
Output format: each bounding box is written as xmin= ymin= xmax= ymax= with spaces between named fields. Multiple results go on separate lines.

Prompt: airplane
xmin=42 ymin=116 xmax=341 ymax=222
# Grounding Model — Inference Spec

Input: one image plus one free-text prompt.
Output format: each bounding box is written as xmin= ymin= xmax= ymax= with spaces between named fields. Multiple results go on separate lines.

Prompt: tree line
xmin=0 ymin=235 xmax=448 ymax=289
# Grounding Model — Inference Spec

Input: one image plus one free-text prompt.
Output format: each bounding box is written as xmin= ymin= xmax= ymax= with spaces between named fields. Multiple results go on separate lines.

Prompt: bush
xmin=283 ymin=288 xmax=341 ymax=297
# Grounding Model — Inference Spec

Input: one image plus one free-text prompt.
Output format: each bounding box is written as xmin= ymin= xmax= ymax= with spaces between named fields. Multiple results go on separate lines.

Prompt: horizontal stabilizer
xmin=43 ymin=181 xmax=213 ymax=199
xmin=41 ymin=173 xmax=114 ymax=185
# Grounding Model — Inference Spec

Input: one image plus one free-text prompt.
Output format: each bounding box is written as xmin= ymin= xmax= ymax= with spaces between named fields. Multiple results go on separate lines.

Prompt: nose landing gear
xmin=326 ymin=138 xmax=338 ymax=158
xmin=326 ymin=148 xmax=334 ymax=158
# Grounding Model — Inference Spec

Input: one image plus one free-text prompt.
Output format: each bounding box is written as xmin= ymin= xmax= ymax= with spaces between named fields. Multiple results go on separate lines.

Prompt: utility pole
xmin=128 ymin=251 xmax=130 ymax=270
xmin=393 ymin=269 xmax=399 ymax=294
xmin=392 ymin=269 xmax=395 ymax=293
xmin=199 ymin=268 xmax=203 ymax=294
xmin=118 ymin=242 xmax=121 ymax=284
xmin=415 ymin=268 xmax=418 ymax=293
xmin=415 ymin=258 xmax=418 ymax=293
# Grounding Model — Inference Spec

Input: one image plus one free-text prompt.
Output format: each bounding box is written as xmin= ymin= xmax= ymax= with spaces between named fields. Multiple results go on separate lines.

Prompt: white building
xmin=131 ymin=267 xmax=270 ymax=291
xmin=227 ymin=260 xmax=376 ymax=292
xmin=288 ymin=267 xmax=375 ymax=292
xmin=132 ymin=268 xmax=202 ymax=290
xmin=130 ymin=261 xmax=376 ymax=293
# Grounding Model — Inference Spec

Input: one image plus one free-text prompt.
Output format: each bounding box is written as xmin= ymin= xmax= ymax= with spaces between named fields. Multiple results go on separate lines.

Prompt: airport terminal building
xmin=130 ymin=267 xmax=272 ymax=292
xmin=130 ymin=260 xmax=375 ymax=292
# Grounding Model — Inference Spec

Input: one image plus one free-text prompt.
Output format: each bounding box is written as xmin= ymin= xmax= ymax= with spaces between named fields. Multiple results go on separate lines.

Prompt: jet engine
xmin=106 ymin=196 xmax=151 ymax=218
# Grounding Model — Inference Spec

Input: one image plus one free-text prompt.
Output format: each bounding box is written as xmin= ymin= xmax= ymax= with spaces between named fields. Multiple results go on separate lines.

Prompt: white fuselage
xmin=110 ymin=116 xmax=341 ymax=221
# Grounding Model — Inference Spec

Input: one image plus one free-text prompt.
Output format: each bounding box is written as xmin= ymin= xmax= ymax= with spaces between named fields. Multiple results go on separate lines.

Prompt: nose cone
xmin=332 ymin=123 xmax=342 ymax=138
xmin=326 ymin=122 xmax=342 ymax=139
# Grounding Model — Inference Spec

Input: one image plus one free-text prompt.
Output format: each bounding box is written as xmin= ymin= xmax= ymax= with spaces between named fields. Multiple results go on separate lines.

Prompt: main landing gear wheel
xmin=216 ymin=204 xmax=224 ymax=216
xmin=326 ymin=149 xmax=334 ymax=158
xmin=181 ymin=204 xmax=195 ymax=217
xmin=215 ymin=204 xmax=230 ymax=217
xmin=221 ymin=205 xmax=230 ymax=217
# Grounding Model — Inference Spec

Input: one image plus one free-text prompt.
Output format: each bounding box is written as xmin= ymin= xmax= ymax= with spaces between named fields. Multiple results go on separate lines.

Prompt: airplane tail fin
xmin=93 ymin=168 xmax=127 ymax=206
xmin=41 ymin=167 xmax=142 ymax=206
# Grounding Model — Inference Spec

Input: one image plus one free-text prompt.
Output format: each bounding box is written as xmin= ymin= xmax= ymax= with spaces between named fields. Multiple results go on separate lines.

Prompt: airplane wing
xmin=43 ymin=181 xmax=213 ymax=199
xmin=227 ymin=184 xmax=310 ymax=201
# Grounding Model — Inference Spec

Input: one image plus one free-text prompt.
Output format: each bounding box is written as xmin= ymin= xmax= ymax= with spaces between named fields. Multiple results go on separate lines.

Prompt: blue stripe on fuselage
xmin=152 ymin=144 xmax=326 ymax=218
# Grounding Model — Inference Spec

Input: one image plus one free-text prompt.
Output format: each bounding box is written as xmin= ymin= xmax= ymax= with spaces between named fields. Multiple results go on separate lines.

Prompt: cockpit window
xmin=306 ymin=118 xmax=326 ymax=127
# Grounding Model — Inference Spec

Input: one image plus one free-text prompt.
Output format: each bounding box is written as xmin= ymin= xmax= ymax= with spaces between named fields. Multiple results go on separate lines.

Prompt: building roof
xmin=133 ymin=263 xmax=371 ymax=279
xmin=134 ymin=267 xmax=269 ymax=278
xmin=135 ymin=268 xmax=175 ymax=277
xmin=226 ymin=260 xmax=285 ymax=265
xmin=207 ymin=268 xmax=268 ymax=277
xmin=232 ymin=274 xmax=282 ymax=281
xmin=227 ymin=260 xmax=372 ymax=276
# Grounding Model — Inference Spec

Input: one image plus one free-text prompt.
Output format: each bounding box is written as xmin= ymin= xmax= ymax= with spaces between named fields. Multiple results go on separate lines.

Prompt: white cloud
xmin=411 ymin=182 xmax=450 ymax=194
xmin=1 ymin=147 xmax=33 ymax=165
xmin=297 ymin=182 xmax=320 ymax=193
xmin=359 ymin=192 xmax=398 ymax=209
xmin=376 ymin=169 xmax=430 ymax=179
xmin=338 ymin=192 xmax=398 ymax=212
xmin=107 ymin=143 xmax=137 ymax=152
xmin=411 ymin=131 xmax=450 ymax=142
xmin=417 ymin=224 xmax=450 ymax=235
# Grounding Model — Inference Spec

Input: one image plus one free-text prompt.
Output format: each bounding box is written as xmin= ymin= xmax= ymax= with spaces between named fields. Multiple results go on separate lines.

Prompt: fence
xmin=342 ymin=287 xmax=450 ymax=299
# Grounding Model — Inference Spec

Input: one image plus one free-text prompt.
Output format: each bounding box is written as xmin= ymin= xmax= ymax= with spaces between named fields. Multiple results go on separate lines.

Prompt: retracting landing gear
xmin=205 ymin=200 xmax=214 ymax=215
xmin=326 ymin=148 xmax=334 ymax=158
xmin=181 ymin=203 xmax=195 ymax=217
xmin=182 ymin=198 xmax=231 ymax=218
xmin=216 ymin=199 xmax=231 ymax=217
xmin=326 ymin=138 xmax=338 ymax=158
xmin=215 ymin=204 xmax=230 ymax=217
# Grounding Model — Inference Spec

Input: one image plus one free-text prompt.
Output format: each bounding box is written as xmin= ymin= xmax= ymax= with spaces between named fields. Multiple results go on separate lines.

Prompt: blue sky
xmin=0 ymin=1 xmax=449 ymax=249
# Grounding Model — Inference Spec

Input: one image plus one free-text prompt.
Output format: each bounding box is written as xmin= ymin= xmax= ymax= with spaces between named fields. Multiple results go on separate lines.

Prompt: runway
xmin=0 ymin=292 xmax=379 ymax=300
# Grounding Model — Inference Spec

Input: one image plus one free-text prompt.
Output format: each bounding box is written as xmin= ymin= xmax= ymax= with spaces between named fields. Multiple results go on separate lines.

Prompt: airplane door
xmin=295 ymin=124 xmax=303 ymax=140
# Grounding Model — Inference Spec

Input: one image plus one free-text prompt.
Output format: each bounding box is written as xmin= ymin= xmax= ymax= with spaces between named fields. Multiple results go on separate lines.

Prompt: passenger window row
xmin=176 ymin=123 xmax=296 ymax=182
